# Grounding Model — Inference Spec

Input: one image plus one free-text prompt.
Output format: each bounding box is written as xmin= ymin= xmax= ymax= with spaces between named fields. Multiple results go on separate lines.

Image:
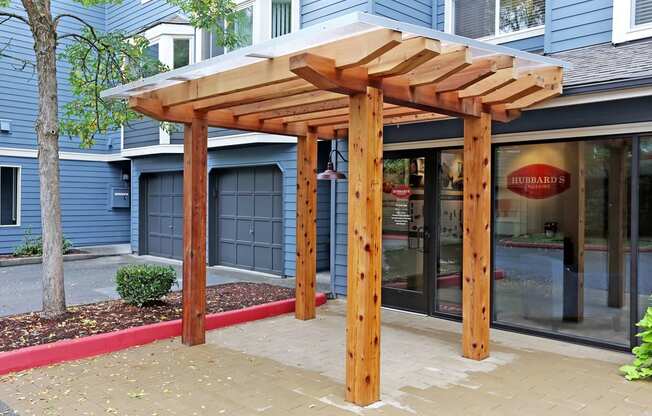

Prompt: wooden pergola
xmin=102 ymin=13 xmax=568 ymax=406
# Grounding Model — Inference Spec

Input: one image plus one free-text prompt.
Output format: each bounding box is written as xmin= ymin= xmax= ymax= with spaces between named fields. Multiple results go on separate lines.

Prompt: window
xmin=451 ymin=0 xmax=545 ymax=41
xmin=232 ymin=3 xmax=254 ymax=49
xmin=173 ymin=38 xmax=190 ymax=69
xmin=614 ymin=0 xmax=652 ymax=43
xmin=272 ymin=0 xmax=292 ymax=38
xmin=635 ymin=0 xmax=652 ymax=26
xmin=202 ymin=0 xmax=298 ymax=59
xmin=0 ymin=166 xmax=19 ymax=226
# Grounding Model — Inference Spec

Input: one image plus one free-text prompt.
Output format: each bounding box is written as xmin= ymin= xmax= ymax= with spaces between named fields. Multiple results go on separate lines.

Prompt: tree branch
xmin=0 ymin=11 xmax=29 ymax=26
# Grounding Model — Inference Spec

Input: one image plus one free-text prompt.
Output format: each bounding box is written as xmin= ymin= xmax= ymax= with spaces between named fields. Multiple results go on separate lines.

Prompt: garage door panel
xmin=144 ymin=172 xmax=184 ymax=260
xmin=236 ymin=243 xmax=254 ymax=267
xmin=237 ymin=169 xmax=254 ymax=191
xmin=214 ymin=165 xmax=283 ymax=275
xmin=220 ymin=242 xmax=236 ymax=264
xmin=236 ymin=219 xmax=253 ymax=241
xmin=237 ymin=195 xmax=254 ymax=216
xmin=254 ymin=195 xmax=273 ymax=217
xmin=219 ymin=218 xmax=236 ymax=240
xmin=254 ymin=246 xmax=273 ymax=270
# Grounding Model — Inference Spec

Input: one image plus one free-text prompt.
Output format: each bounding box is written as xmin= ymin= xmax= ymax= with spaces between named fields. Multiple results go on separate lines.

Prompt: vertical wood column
xmin=182 ymin=114 xmax=208 ymax=346
xmin=295 ymin=130 xmax=318 ymax=320
xmin=462 ymin=112 xmax=491 ymax=361
xmin=346 ymin=86 xmax=383 ymax=406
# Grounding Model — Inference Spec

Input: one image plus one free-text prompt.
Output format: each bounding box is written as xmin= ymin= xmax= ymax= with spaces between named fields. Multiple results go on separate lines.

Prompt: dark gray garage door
xmin=214 ymin=166 xmax=283 ymax=275
xmin=144 ymin=172 xmax=183 ymax=259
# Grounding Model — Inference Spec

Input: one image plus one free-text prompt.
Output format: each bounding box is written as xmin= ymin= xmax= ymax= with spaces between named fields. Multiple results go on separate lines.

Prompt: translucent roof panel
xmin=101 ymin=12 xmax=570 ymax=99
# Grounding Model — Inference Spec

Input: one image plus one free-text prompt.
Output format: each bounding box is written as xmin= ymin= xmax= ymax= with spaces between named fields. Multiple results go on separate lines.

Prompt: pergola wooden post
xmin=105 ymin=16 xmax=567 ymax=406
xmin=182 ymin=114 xmax=208 ymax=346
xmin=462 ymin=112 xmax=492 ymax=361
xmin=346 ymin=86 xmax=383 ymax=405
xmin=295 ymin=129 xmax=318 ymax=320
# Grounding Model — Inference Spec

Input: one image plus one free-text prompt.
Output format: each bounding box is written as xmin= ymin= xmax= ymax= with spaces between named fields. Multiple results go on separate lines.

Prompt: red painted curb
xmin=0 ymin=293 xmax=327 ymax=376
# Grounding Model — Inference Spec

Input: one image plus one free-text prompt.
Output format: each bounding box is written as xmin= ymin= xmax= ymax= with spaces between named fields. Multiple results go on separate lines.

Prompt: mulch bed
xmin=0 ymin=249 xmax=87 ymax=260
xmin=0 ymin=282 xmax=294 ymax=353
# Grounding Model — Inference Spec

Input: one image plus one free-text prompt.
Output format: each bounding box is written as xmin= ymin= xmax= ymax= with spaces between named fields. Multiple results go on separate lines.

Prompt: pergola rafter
xmin=102 ymin=12 xmax=569 ymax=407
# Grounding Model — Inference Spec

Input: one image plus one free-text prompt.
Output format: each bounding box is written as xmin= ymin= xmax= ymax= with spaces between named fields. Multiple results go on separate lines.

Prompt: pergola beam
xmin=153 ymin=29 xmax=402 ymax=107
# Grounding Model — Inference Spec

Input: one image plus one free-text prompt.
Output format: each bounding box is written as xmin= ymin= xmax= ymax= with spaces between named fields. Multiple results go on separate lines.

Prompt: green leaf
xmin=58 ymin=29 xmax=167 ymax=148
xmin=0 ymin=0 xmax=10 ymax=8
xmin=166 ymin=0 xmax=241 ymax=49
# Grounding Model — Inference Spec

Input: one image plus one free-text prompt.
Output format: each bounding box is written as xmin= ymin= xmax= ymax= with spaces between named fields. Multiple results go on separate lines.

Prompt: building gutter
xmin=561 ymin=76 xmax=652 ymax=96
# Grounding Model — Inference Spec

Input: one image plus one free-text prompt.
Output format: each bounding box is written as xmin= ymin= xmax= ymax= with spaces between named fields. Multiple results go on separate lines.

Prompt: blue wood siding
xmin=131 ymin=143 xmax=331 ymax=276
xmin=106 ymin=0 xmax=180 ymax=34
xmin=0 ymin=0 xmax=116 ymax=153
xmin=301 ymin=0 xmax=370 ymax=27
xmin=373 ymin=0 xmax=433 ymax=27
xmin=545 ymin=0 xmax=613 ymax=53
xmin=0 ymin=156 xmax=130 ymax=253
xmin=123 ymin=119 xmax=160 ymax=148
xmin=435 ymin=0 xmax=445 ymax=30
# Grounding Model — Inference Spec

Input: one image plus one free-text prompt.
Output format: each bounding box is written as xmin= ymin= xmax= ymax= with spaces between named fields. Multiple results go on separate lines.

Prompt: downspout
xmin=329 ymin=139 xmax=337 ymax=298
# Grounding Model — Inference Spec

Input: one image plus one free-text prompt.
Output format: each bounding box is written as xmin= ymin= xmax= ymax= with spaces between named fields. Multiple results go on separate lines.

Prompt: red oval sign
xmin=507 ymin=164 xmax=571 ymax=199
xmin=391 ymin=184 xmax=412 ymax=199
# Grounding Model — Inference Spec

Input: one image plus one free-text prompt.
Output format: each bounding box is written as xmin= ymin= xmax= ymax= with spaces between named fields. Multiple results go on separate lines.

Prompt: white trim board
xmin=0 ymin=147 xmax=126 ymax=162
xmin=383 ymin=121 xmax=652 ymax=151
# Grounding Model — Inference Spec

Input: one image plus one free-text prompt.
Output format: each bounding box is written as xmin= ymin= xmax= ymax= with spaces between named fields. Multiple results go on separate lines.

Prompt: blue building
xmin=2 ymin=0 xmax=652 ymax=351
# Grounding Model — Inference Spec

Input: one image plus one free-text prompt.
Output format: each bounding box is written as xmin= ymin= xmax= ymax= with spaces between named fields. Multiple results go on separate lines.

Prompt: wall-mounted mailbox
xmin=110 ymin=187 xmax=130 ymax=209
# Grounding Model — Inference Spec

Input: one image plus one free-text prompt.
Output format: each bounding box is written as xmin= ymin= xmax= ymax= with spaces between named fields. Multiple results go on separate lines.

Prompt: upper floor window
xmin=450 ymin=0 xmax=545 ymax=41
xmin=202 ymin=0 xmax=298 ymax=59
xmin=0 ymin=166 xmax=20 ymax=226
xmin=173 ymin=38 xmax=191 ymax=69
xmin=613 ymin=0 xmax=652 ymax=43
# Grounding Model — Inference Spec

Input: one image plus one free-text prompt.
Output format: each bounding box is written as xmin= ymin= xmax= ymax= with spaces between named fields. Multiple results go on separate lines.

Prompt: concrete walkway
xmin=1 ymin=300 xmax=649 ymax=416
xmin=0 ymin=254 xmax=330 ymax=317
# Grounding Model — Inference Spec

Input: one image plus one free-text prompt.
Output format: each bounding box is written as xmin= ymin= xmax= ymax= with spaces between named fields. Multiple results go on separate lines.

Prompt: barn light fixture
xmin=317 ymin=149 xmax=348 ymax=180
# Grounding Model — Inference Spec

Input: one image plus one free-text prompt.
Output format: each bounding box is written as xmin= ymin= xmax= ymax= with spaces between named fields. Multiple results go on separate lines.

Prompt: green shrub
xmin=621 ymin=297 xmax=652 ymax=381
xmin=13 ymin=227 xmax=73 ymax=257
xmin=116 ymin=264 xmax=177 ymax=306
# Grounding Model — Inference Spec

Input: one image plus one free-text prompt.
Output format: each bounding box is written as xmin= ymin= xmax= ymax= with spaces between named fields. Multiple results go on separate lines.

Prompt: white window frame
xmin=613 ymin=0 xmax=652 ymax=44
xmin=444 ymin=0 xmax=545 ymax=44
xmin=0 ymin=165 xmax=21 ymax=227
xmin=198 ymin=0 xmax=300 ymax=61
xmin=141 ymin=24 xmax=196 ymax=145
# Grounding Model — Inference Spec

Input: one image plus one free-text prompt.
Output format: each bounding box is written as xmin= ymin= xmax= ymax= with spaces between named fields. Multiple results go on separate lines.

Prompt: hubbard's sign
xmin=507 ymin=164 xmax=570 ymax=199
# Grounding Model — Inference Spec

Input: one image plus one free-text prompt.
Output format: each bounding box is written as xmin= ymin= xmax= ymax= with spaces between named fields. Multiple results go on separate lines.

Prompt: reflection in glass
xmin=435 ymin=150 xmax=464 ymax=315
xmin=233 ymin=6 xmax=253 ymax=49
xmin=173 ymin=39 xmax=190 ymax=69
xmin=639 ymin=137 xmax=652 ymax=321
xmin=382 ymin=158 xmax=425 ymax=293
xmin=499 ymin=0 xmax=545 ymax=34
xmin=494 ymin=139 xmax=631 ymax=346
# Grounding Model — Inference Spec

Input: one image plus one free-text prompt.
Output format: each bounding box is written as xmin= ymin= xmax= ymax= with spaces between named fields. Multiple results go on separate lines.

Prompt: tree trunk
xmin=22 ymin=0 xmax=66 ymax=318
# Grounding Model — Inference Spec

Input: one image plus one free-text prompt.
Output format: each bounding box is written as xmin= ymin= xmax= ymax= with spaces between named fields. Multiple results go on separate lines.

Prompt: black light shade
xmin=317 ymin=161 xmax=346 ymax=180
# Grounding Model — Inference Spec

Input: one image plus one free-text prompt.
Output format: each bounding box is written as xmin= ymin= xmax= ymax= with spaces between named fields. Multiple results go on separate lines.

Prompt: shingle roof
xmin=551 ymin=39 xmax=652 ymax=88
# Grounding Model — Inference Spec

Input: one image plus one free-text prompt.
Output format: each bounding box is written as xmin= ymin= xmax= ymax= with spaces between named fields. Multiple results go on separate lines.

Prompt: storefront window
xmin=639 ymin=137 xmax=652 ymax=321
xmin=494 ymin=139 xmax=631 ymax=347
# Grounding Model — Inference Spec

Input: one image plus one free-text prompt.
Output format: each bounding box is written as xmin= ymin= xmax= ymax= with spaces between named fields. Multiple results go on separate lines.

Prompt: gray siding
xmin=0 ymin=0 xmax=115 ymax=153
xmin=545 ymin=0 xmax=613 ymax=53
xmin=301 ymin=0 xmax=370 ymax=27
xmin=106 ymin=0 xmax=180 ymax=34
xmin=332 ymin=139 xmax=348 ymax=295
xmin=0 ymin=156 xmax=130 ymax=253
xmin=131 ymin=143 xmax=330 ymax=277
xmin=123 ymin=119 xmax=161 ymax=149
xmin=373 ymin=0 xmax=433 ymax=27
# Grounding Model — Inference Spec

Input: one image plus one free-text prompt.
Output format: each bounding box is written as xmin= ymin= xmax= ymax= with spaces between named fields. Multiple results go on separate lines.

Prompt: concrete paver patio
xmin=1 ymin=300 xmax=650 ymax=416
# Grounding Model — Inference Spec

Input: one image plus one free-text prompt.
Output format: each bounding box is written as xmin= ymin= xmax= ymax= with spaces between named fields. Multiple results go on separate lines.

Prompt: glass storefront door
xmin=434 ymin=149 xmax=464 ymax=316
xmin=493 ymin=139 xmax=632 ymax=347
xmin=381 ymin=153 xmax=431 ymax=312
